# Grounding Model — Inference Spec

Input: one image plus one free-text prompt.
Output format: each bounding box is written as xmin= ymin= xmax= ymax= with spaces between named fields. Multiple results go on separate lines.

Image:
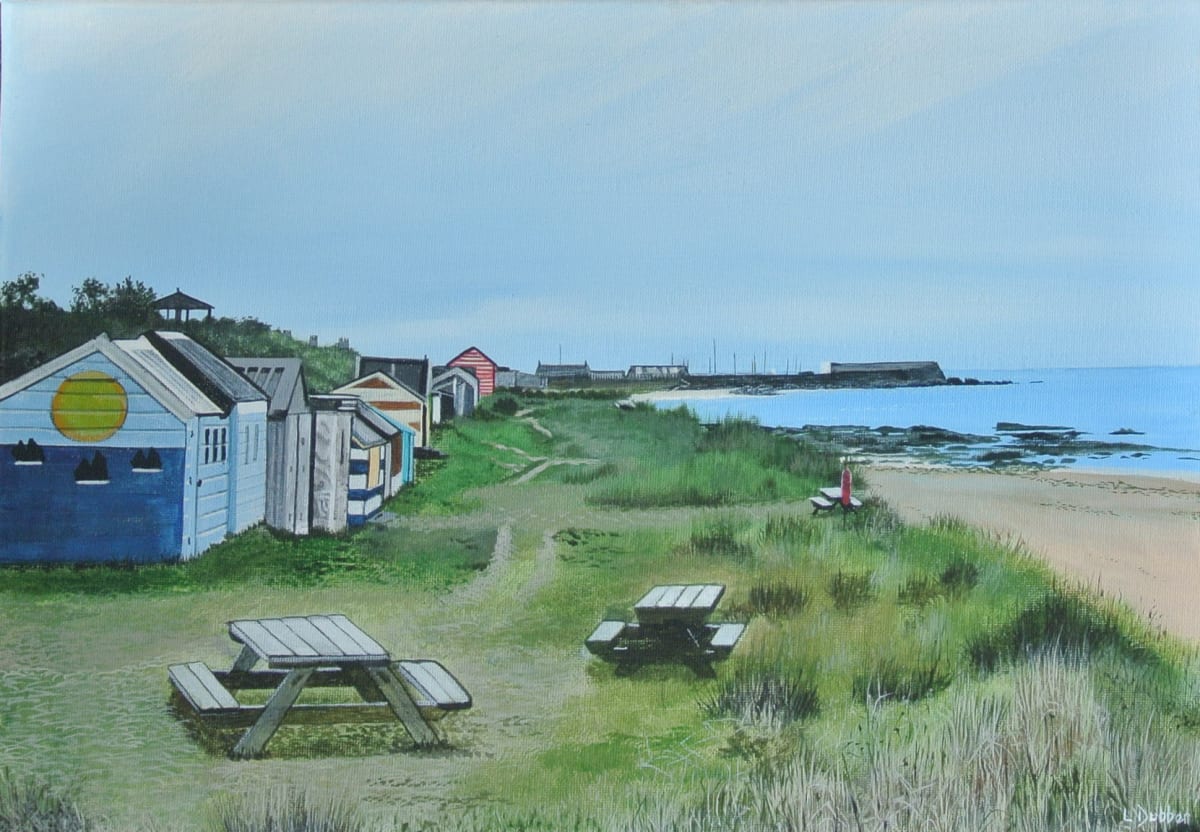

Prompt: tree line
xmin=0 ymin=273 xmax=355 ymax=391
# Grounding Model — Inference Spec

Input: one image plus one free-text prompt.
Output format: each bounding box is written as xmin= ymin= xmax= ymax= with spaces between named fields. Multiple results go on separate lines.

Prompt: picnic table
xmin=585 ymin=584 xmax=746 ymax=676
xmin=809 ymin=486 xmax=863 ymax=515
xmin=168 ymin=614 xmax=471 ymax=758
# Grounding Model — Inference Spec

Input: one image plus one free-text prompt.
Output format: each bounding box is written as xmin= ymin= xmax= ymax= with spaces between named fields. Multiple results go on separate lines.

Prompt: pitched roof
xmin=115 ymin=337 xmax=222 ymax=416
xmin=0 ymin=333 xmax=220 ymax=421
xmin=351 ymin=400 xmax=400 ymax=448
xmin=357 ymin=356 xmax=430 ymax=395
xmin=143 ymin=331 xmax=266 ymax=413
xmin=152 ymin=288 xmax=213 ymax=311
xmin=448 ymin=346 xmax=497 ymax=368
xmin=227 ymin=357 xmax=308 ymax=417
xmin=333 ymin=371 xmax=422 ymax=399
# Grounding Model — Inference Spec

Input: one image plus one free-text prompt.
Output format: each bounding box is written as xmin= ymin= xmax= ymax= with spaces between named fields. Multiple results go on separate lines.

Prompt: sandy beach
xmin=865 ymin=466 xmax=1200 ymax=643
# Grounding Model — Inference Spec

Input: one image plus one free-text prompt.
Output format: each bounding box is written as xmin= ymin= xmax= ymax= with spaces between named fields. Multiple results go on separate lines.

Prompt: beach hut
xmin=356 ymin=356 xmax=434 ymax=436
xmin=0 ymin=332 xmax=267 ymax=563
xmin=306 ymin=395 xmax=356 ymax=534
xmin=227 ymin=357 xmax=313 ymax=535
xmin=346 ymin=401 xmax=400 ymax=525
xmin=431 ymin=365 xmax=479 ymax=419
xmin=334 ymin=371 xmax=429 ymax=447
xmin=448 ymin=347 xmax=498 ymax=398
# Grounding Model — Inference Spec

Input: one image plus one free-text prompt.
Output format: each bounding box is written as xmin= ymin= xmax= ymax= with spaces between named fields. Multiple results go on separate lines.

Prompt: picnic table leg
xmin=230 ymin=644 xmax=259 ymax=674
xmin=231 ymin=667 xmax=314 ymax=759
xmin=367 ymin=666 xmax=440 ymax=747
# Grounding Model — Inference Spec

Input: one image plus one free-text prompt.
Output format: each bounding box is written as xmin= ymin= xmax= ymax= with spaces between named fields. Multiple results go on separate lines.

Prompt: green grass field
xmin=2 ymin=397 xmax=1198 ymax=831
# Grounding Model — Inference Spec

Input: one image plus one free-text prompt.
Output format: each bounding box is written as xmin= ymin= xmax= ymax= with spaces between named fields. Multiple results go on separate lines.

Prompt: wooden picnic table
xmin=587 ymin=584 xmax=745 ymax=676
xmin=168 ymin=614 xmax=471 ymax=758
xmin=811 ymin=486 xmax=863 ymax=515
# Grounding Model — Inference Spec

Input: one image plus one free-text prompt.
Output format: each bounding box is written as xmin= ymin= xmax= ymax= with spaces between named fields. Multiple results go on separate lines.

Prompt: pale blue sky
xmin=1 ymin=2 xmax=1197 ymax=373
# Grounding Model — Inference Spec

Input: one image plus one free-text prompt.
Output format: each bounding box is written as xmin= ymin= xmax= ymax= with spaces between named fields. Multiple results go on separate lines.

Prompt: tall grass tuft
xmin=897 ymin=573 xmax=941 ymax=607
xmin=698 ymin=660 xmax=820 ymax=728
xmin=761 ymin=514 xmax=820 ymax=547
xmin=0 ymin=769 xmax=92 ymax=832
xmin=939 ymin=556 xmax=980 ymax=594
xmin=828 ymin=569 xmax=874 ymax=610
xmin=684 ymin=515 xmax=752 ymax=559
xmin=852 ymin=652 xmax=952 ymax=702
xmin=210 ymin=788 xmax=365 ymax=832
xmin=744 ymin=579 xmax=811 ymax=617
xmin=968 ymin=586 xmax=1149 ymax=671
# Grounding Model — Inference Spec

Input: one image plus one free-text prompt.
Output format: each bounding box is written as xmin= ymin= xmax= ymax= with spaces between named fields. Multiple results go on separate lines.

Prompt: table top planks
xmin=634 ymin=583 xmax=725 ymax=624
xmin=229 ymin=614 xmax=391 ymax=668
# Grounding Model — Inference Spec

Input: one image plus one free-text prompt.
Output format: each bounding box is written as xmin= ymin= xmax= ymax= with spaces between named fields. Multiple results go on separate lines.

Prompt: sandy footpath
xmin=864 ymin=466 xmax=1200 ymax=643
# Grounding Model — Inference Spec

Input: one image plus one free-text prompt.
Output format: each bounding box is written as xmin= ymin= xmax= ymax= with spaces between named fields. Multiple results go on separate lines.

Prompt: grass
xmin=2 ymin=396 xmax=1199 ymax=830
xmin=0 ymin=768 xmax=91 ymax=832
xmin=0 ymin=526 xmax=495 ymax=595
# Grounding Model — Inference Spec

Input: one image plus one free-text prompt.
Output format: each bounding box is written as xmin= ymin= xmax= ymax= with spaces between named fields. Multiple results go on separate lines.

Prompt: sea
xmin=651 ymin=366 xmax=1200 ymax=476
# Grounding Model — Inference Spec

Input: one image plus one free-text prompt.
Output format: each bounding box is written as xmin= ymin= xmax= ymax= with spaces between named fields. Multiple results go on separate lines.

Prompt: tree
xmin=1 ymin=272 xmax=54 ymax=311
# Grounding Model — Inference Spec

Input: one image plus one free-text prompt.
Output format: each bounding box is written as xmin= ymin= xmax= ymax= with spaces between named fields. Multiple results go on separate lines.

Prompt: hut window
xmin=204 ymin=428 xmax=211 ymax=463
xmin=244 ymin=425 xmax=251 ymax=465
xmin=253 ymin=424 xmax=260 ymax=461
xmin=219 ymin=428 xmax=228 ymax=462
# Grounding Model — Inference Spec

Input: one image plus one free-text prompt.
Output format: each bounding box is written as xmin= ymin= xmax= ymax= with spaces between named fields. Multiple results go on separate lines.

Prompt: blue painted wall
xmin=0 ymin=445 xmax=185 ymax=563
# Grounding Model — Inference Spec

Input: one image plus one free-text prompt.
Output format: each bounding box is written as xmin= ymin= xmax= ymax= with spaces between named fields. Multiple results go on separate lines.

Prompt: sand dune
xmin=864 ymin=466 xmax=1200 ymax=643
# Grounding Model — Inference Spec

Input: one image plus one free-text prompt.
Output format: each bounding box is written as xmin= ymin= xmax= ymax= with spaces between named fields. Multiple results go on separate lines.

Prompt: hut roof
xmin=144 ymin=331 xmax=265 ymax=413
xmin=357 ymin=356 xmax=431 ymax=395
xmin=152 ymin=288 xmax=213 ymax=311
xmin=227 ymin=357 xmax=308 ymax=417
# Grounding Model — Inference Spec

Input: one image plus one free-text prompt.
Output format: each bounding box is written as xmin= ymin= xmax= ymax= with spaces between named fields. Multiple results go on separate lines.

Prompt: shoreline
xmin=864 ymin=464 xmax=1200 ymax=643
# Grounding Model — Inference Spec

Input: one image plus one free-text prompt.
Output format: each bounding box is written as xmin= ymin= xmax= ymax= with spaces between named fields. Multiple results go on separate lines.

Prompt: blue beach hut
xmin=0 ymin=332 xmax=267 ymax=563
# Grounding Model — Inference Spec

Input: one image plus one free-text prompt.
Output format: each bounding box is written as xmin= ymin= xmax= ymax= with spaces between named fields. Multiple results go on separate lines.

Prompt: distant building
xmin=626 ymin=364 xmax=688 ymax=381
xmin=536 ymin=362 xmax=591 ymax=381
xmin=448 ymin=347 xmax=499 ymax=397
xmin=496 ymin=368 xmax=547 ymax=390
xmin=823 ymin=361 xmax=945 ymax=382
xmin=588 ymin=369 xmax=626 ymax=382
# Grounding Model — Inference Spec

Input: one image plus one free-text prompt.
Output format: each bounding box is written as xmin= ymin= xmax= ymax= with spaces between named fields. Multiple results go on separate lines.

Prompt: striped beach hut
xmin=447 ymin=347 xmax=498 ymax=398
xmin=0 ymin=332 xmax=267 ymax=563
xmin=333 ymin=371 xmax=428 ymax=446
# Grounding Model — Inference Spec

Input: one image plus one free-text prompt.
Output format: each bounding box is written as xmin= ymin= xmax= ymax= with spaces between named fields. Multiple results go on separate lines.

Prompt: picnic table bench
xmin=168 ymin=614 xmax=471 ymax=758
xmin=585 ymin=584 xmax=746 ymax=676
xmin=809 ymin=486 xmax=863 ymax=515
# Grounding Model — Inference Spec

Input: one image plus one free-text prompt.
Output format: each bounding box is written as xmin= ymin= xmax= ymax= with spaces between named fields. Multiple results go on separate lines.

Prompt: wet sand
xmin=865 ymin=466 xmax=1200 ymax=642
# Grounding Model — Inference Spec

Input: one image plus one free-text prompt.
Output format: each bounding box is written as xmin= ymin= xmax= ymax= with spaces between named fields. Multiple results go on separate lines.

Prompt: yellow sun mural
xmin=51 ymin=370 xmax=128 ymax=442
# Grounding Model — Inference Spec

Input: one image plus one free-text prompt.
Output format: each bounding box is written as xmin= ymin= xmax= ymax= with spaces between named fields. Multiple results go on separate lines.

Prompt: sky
xmin=1 ymin=2 xmax=1197 ymax=373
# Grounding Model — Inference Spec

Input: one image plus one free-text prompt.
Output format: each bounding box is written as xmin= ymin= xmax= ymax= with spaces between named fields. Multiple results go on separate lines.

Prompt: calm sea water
xmin=653 ymin=366 xmax=1200 ymax=475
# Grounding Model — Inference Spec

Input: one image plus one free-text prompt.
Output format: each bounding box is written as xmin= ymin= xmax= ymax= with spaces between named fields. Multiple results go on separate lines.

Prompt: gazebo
xmin=153 ymin=288 xmax=213 ymax=322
